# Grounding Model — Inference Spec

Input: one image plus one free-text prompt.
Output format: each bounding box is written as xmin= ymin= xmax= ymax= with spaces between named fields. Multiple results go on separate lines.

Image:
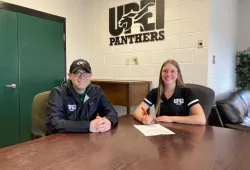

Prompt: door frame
xmin=0 ymin=1 xmax=66 ymax=76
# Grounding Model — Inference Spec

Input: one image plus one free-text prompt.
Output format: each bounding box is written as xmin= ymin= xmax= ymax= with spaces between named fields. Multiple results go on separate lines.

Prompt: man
xmin=46 ymin=59 xmax=118 ymax=133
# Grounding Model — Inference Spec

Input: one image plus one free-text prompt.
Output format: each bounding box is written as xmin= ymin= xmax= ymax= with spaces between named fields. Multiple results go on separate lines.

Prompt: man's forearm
xmin=105 ymin=113 xmax=118 ymax=127
xmin=46 ymin=117 xmax=91 ymax=133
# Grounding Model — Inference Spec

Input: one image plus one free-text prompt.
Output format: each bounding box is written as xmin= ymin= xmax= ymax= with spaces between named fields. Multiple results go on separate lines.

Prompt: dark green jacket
xmin=46 ymin=82 xmax=118 ymax=133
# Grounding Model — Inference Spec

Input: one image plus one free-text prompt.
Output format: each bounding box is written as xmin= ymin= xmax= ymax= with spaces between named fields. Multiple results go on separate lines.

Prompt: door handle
xmin=5 ymin=84 xmax=16 ymax=88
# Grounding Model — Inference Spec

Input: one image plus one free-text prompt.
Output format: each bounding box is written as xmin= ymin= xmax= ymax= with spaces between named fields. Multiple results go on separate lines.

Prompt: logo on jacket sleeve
xmin=174 ymin=99 xmax=184 ymax=105
xmin=68 ymin=104 xmax=76 ymax=111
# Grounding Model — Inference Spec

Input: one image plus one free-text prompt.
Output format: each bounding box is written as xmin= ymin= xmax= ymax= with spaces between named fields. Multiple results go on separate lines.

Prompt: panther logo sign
xmin=109 ymin=0 xmax=165 ymax=46
xmin=118 ymin=2 xmax=155 ymax=32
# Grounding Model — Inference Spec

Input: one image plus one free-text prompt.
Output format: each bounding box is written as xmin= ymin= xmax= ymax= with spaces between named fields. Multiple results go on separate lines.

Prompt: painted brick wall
xmin=90 ymin=0 xmax=209 ymax=115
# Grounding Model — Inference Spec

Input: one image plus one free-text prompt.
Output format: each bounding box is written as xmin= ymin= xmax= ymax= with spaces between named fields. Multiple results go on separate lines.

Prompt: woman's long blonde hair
xmin=155 ymin=60 xmax=185 ymax=116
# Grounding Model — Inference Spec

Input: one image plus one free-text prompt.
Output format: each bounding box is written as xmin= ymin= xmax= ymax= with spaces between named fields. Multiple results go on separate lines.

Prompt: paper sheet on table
xmin=134 ymin=124 xmax=175 ymax=136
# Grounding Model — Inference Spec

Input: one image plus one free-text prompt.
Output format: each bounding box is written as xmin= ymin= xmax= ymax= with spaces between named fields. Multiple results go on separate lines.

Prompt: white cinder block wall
xmin=208 ymin=0 xmax=238 ymax=100
xmin=91 ymin=0 xmax=209 ymax=115
xmin=238 ymin=0 xmax=250 ymax=50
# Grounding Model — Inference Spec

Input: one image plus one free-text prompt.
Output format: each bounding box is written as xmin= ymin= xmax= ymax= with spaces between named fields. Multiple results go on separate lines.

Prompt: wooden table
xmin=1 ymin=115 xmax=250 ymax=170
xmin=92 ymin=80 xmax=151 ymax=114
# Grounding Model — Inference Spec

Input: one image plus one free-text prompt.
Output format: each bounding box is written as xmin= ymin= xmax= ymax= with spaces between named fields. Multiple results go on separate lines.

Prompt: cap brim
xmin=71 ymin=66 xmax=91 ymax=73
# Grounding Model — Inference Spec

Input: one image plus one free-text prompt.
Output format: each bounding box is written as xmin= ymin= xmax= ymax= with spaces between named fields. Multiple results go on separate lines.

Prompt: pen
xmin=141 ymin=107 xmax=149 ymax=116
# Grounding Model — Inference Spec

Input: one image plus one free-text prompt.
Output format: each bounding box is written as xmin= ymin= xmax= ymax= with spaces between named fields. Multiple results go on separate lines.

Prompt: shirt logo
xmin=68 ymin=104 xmax=76 ymax=111
xmin=174 ymin=99 xmax=184 ymax=105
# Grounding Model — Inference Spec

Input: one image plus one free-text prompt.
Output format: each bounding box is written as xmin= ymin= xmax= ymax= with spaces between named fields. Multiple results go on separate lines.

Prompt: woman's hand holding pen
xmin=141 ymin=115 xmax=155 ymax=124
xmin=141 ymin=107 xmax=154 ymax=124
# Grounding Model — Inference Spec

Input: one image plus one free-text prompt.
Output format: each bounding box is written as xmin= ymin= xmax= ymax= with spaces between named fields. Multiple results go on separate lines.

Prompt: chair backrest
xmin=32 ymin=91 xmax=50 ymax=135
xmin=216 ymin=89 xmax=250 ymax=124
xmin=185 ymin=84 xmax=215 ymax=120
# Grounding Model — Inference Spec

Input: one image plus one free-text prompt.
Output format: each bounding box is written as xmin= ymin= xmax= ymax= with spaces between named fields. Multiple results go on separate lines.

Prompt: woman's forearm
xmin=171 ymin=115 xmax=206 ymax=125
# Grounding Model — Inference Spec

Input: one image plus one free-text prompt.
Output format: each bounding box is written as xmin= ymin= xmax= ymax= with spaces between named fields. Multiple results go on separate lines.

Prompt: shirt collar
xmin=161 ymin=86 xmax=182 ymax=100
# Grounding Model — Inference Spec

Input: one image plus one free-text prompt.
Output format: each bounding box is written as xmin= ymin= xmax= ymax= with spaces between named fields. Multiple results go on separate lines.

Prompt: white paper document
xmin=134 ymin=124 xmax=175 ymax=136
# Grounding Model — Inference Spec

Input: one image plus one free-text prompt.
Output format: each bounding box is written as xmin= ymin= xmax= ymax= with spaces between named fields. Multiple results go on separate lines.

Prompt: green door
xmin=0 ymin=9 xmax=20 ymax=148
xmin=0 ymin=9 xmax=65 ymax=147
xmin=18 ymin=13 xmax=65 ymax=142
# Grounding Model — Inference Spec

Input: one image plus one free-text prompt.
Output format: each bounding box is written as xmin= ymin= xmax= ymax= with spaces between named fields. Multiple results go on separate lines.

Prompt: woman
xmin=133 ymin=59 xmax=206 ymax=125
